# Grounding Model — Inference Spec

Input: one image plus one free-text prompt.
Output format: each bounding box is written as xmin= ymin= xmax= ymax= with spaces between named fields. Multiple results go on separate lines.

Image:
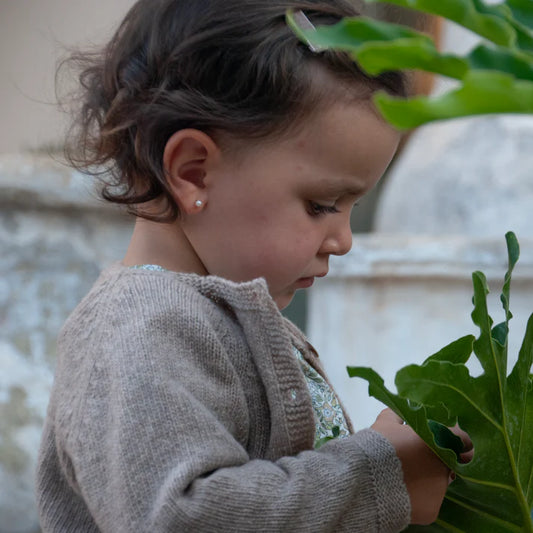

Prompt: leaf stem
xmin=457 ymin=474 xmax=516 ymax=493
xmin=527 ymin=467 xmax=533 ymax=508
xmin=500 ymin=424 xmax=533 ymax=532
xmin=482 ymin=239 xmax=533 ymax=532
xmin=489 ymin=337 xmax=533 ymax=530
xmin=458 ymin=472 xmax=532 ymax=531
xmin=434 ymin=518 xmax=466 ymax=532
xmin=470 ymin=279 xmax=531 ymax=531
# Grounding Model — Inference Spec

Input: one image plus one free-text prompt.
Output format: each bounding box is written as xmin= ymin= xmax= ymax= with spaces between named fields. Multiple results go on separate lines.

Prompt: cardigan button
xmin=290 ymin=390 xmax=298 ymax=401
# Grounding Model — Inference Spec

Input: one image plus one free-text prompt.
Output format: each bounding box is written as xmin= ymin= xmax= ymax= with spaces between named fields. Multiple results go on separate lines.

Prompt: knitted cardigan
xmin=36 ymin=263 xmax=410 ymax=532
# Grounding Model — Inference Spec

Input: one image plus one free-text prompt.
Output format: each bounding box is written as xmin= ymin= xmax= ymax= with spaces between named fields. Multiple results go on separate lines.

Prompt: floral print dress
xmin=293 ymin=347 xmax=350 ymax=447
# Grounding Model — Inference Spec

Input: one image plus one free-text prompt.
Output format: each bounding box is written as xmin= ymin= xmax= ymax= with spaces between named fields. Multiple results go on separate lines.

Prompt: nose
xmin=319 ymin=217 xmax=353 ymax=256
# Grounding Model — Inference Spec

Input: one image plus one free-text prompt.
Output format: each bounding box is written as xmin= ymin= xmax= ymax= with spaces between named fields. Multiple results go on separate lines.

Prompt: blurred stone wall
xmin=0 ymin=154 xmax=132 ymax=533
xmin=0 ymin=0 xmax=136 ymax=155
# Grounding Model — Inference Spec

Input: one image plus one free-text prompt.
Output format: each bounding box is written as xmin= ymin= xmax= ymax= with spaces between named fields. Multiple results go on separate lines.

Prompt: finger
xmin=376 ymin=408 xmax=404 ymax=425
xmin=450 ymin=424 xmax=473 ymax=451
xmin=459 ymin=448 xmax=474 ymax=464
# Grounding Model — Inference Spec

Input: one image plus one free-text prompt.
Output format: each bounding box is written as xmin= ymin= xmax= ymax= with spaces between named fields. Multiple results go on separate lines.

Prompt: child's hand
xmin=371 ymin=408 xmax=452 ymax=526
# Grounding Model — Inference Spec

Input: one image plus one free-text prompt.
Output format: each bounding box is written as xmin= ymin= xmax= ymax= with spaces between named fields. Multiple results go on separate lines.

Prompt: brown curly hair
xmin=61 ymin=0 xmax=406 ymax=222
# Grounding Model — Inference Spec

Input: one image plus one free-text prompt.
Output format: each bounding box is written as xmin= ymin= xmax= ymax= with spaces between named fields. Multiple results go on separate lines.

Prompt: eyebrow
xmin=318 ymin=179 xmax=367 ymax=198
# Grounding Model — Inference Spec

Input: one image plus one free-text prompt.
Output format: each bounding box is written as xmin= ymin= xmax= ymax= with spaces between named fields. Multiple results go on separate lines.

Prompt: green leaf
xmin=373 ymin=71 xmax=533 ymax=130
xmin=428 ymin=420 xmax=465 ymax=458
xmin=355 ymin=39 xmax=469 ymax=78
xmin=287 ymin=15 xmax=469 ymax=79
xmin=471 ymin=269 xmax=505 ymax=385
xmin=287 ymin=1 xmax=533 ymax=129
xmin=496 ymin=231 xmax=520 ymax=361
xmin=493 ymin=0 xmax=533 ymax=51
xmin=422 ymin=334 xmax=475 ymax=366
xmin=506 ymin=314 xmax=533 ymax=511
xmin=290 ymin=14 xmax=428 ymax=48
xmin=507 ymin=0 xmax=533 ymax=29
xmin=346 ymin=367 xmax=459 ymax=467
xmin=287 ymin=6 xmax=533 ymax=129
xmin=467 ymin=44 xmax=533 ymax=82
xmin=296 ymin=15 xmax=533 ymax=82
xmin=348 ymin=234 xmax=533 ymax=531
xmin=365 ymin=0 xmax=517 ymax=46
xmin=404 ymin=524 xmax=449 ymax=533
xmin=315 ymin=426 xmax=342 ymax=448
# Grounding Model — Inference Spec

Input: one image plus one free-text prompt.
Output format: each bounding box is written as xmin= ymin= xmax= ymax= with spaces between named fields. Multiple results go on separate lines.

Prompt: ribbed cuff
xmin=356 ymin=428 xmax=411 ymax=533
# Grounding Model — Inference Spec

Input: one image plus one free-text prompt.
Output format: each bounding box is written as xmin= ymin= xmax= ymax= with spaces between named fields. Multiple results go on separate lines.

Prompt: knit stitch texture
xmin=36 ymin=263 xmax=410 ymax=532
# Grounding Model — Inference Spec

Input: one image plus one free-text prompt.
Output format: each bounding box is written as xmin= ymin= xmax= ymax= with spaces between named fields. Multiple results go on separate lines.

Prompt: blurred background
xmin=0 ymin=0 xmax=431 ymax=155
xmin=2 ymin=2 xmax=533 ymax=532
xmin=0 ymin=0 xmax=136 ymax=155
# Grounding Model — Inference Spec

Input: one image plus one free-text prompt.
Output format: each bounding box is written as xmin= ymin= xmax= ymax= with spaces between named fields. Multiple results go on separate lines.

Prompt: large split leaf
xmin=287 ymin=1 xmax=533 ymax=129
xmin=373 ymin=71 xmax=533 ymax=129
xmin=364 ymin=0 xmax=517 ymax=46
xmin=287 ymin=15 xmax=470 ymax=79
xmin=348 ymin=233 xmax=533 ymax=532
xmin=367 ymin=0 xmax=533 ymax=51
xmin=466 ymin=44 xmax=533 ymax=82
xmin=507 ymin=0 xmax=533 ymax=29
xmin=288 ymin=13 xmax=533 ymax=81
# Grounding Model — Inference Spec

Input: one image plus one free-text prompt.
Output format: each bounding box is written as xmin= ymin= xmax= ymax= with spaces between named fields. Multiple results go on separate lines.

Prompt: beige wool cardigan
xmin=36 ymin=264 xmax=410 ymax=532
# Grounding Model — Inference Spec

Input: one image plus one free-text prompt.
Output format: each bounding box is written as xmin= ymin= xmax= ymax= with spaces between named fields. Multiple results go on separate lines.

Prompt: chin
xmin=273 ymin=293 xmax=294 ymax=311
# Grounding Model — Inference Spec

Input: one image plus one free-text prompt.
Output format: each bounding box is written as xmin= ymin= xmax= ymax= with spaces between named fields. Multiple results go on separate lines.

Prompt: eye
xmin=307 ymin=201 xmax=340 ymax=217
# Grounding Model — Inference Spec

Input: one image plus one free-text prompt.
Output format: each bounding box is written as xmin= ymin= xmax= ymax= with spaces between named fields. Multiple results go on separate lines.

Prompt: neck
xmin=122 ymin=217 xmax=208 ymax=275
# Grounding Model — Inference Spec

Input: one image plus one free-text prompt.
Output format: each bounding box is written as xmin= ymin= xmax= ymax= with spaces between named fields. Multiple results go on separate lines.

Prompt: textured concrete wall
xmin=376 ymin=116 xmax=533 ymax=238
xmin=0 ymin=154 xmax=132 ymax=533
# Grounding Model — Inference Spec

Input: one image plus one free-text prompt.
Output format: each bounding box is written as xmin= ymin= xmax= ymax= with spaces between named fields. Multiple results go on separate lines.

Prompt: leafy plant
xmin=288 ymin=6 xmax=533 ymax=529
xmin=287 ymin=0 xmax=533 ymax=129
xmin=347 ymin=232 xmax=533 ymax=532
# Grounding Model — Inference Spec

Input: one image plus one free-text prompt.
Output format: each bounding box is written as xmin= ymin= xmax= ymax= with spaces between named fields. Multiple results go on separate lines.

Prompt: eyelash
xmin=308 ymin=201 xmax=340 ymax=217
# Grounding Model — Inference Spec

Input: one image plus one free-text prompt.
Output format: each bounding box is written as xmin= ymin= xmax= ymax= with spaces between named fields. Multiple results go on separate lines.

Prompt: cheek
xmin=219 ymin=227 xmax=312 ymax=283
xmin=198 ymin=194 xmax=320 ymax=281
xmin=252 ymin=231 xmax=318 ymax=277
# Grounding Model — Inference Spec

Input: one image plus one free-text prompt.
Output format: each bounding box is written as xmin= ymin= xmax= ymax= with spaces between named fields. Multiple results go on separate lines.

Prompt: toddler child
xmin=37 ymin=1 xmax=461 ymax=531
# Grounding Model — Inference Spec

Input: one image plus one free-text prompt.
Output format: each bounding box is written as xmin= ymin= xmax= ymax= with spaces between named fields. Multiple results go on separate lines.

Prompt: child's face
xmin=185 ymin=101 xmax=400 ymax=309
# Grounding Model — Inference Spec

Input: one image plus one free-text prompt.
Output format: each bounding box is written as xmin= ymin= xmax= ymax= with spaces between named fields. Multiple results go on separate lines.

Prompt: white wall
xmin=0 ymin=0 xmax=135 ymax=154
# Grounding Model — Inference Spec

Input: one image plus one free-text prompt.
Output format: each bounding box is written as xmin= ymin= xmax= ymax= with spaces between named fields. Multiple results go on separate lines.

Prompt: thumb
xmin=374 ymin=408 xmax=404 ymax=426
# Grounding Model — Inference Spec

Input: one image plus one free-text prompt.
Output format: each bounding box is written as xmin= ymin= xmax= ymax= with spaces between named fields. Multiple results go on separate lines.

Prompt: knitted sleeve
xmin=37 ymin=272 xmax=410 ymax=533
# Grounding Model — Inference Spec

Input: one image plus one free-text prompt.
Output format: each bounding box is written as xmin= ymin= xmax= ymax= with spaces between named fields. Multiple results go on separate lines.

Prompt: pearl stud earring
xmin=195 ymin=200 xmax=203 ymax=208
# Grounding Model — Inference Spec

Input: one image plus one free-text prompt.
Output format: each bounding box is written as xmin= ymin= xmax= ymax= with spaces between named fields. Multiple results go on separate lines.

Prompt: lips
xmin=295 ymin=272 xmax=328 ymax=288
xmin=296 ymin=270 xmax=328 ymax=289
xmin=295 ymin=277 xmax=315 ymax=288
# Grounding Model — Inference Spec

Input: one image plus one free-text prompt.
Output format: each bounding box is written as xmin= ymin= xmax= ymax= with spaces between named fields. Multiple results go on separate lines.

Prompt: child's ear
xmin=163 ymin=129 xmax=220 ymax=214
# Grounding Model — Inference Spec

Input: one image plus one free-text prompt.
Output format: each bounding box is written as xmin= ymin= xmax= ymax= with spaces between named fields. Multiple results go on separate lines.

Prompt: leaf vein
xmin=434 ymin=518 xmax=467 ymax=532
xmin=413 ymin=377 xmax=503 ymax=431
xmin=445 ymin=495 xmax=524 ymax=532
xmin=458 ymin=474 xmax=516 ymax=492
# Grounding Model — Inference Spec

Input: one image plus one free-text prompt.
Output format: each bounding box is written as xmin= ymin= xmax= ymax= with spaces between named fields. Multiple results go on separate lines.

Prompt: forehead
xmin=297 ymin=99 xmax=399 ymax=160
xmin=229 ymin=97 xmax=398 ymax=156
xmin=267 ymin=100 xmax=401 ymax=193
xmin=215 ymin=97 xmax=401 ymax=202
